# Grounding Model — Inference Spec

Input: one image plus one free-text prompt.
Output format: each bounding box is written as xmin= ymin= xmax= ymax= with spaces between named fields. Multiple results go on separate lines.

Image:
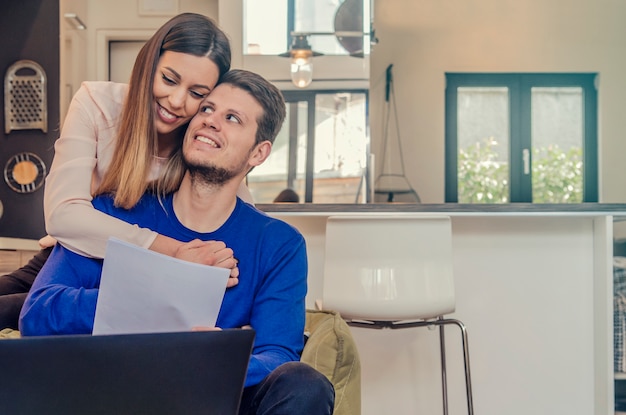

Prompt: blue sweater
xmin=20 ymin=195 xmax=308 ymax=387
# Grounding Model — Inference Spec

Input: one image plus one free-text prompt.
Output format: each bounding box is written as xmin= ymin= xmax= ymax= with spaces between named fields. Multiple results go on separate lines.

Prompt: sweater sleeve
xmin=18 ymin=245 xmax=100 ymax=336
xmin=244 ymin=227 xmax=307 ymax=387
xmin=43 ymin=82 xmax=157 ymax=259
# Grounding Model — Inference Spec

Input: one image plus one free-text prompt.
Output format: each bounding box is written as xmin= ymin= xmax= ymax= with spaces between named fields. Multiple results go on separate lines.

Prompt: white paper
xmin=93 ymin=237 xmax=230 ymax=335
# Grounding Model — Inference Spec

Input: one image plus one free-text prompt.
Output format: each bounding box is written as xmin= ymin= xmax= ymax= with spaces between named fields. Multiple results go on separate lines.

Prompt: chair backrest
xmin=323 ymin=214 xmax=455 ymax=321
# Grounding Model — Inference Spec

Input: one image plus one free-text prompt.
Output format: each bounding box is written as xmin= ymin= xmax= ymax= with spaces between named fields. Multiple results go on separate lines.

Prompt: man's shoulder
xmin=91 ymin=193 xmax=116 ymax=213
xmin=92 ymin=192 xmax=162 ymax=219
xmin=238 ymin=201 xmax=303 ymax=240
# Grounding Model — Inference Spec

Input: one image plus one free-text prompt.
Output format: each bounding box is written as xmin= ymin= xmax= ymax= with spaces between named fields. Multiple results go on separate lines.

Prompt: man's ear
xmin=248 ymin=141 xmax=272 ymax=167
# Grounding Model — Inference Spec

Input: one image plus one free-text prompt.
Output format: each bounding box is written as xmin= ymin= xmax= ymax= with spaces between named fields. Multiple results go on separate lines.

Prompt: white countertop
xmin=0 ymin=237 xmax=40 ymax=251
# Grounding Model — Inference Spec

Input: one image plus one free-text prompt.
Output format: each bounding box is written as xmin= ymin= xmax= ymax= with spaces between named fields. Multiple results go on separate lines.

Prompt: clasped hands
xmin=174 ymin=239 xmax=239 ymax=288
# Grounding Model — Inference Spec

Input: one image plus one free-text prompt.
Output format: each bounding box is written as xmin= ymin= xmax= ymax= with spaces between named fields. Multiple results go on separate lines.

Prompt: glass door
xmin=445 ymin=73 xmax=597 ymax=203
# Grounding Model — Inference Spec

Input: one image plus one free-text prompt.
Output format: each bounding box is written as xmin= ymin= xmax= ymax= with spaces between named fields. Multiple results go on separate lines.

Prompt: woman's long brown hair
xmin=95 ymin=13 xmax=231 ymax=209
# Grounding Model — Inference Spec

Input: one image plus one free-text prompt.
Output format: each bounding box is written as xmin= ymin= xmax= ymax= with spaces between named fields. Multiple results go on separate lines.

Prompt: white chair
xmin=322 ymin=214 xmax=474 ymax=415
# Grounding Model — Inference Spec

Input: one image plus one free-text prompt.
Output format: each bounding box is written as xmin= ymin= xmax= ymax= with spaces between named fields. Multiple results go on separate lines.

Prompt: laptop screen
xmin=0 ymin=329 xmax=254 ymax=415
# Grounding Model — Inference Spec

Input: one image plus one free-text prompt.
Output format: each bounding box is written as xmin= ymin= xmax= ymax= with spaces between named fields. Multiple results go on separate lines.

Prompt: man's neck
xmin=171 ymin=174 xmax=241 ymax=233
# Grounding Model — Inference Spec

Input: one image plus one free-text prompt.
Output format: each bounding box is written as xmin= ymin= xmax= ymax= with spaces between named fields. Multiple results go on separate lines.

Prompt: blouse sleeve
xmin=44 ymin=82 xmax=157 ymax=259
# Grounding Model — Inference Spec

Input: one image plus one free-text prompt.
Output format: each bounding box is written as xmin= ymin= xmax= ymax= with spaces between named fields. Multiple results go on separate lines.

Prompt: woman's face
xmin=152 ymin=50 xmax=220 ymax=137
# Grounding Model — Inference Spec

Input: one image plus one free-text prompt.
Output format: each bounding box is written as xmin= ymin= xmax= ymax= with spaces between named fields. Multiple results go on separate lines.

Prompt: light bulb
xmin=293 ymin=56 xmax=310 ymax=66
xmin=285 ymin=36 xmax=316 ymax=88
xmin=290 ymin=61 xmax=313 ymax=88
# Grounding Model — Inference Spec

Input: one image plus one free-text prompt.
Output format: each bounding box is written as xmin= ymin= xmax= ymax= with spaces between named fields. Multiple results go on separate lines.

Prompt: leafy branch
xmin=458 ymin=138 xmax=582 ymax=203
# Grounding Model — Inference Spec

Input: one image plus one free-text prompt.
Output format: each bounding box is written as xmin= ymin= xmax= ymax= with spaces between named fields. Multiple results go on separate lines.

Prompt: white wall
xmin=83 ymin=0 xmax=217 ymax=80
xmin=60 ymin=0 xmax=626 ymax=203
xmin=370 ymin=0 xmax=626 ymax=203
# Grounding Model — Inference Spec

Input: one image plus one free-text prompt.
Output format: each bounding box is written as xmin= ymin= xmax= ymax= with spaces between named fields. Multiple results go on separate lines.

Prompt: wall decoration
xmin=3 ymin=152 xmax=46 ymax=194
xmin=374 ymin=64 xmax=421 ymax=203
xmin=4 ymin=59 xmax=47 ymax=134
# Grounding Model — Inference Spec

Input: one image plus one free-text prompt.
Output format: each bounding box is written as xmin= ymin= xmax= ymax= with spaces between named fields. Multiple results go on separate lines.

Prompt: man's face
xmin=182 ymin=83 xmax=266 ymax=185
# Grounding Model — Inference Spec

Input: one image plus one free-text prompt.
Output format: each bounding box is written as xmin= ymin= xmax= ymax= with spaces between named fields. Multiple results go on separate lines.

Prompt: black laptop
xmin=0 ymin=329 xmax=254 ymax=415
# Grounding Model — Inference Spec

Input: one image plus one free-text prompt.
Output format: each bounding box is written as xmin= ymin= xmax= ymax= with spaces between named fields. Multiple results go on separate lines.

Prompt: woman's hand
xmin=150 ymin=235 xmax=239 ymax=287
xmin=174 ymin=239 xmax=239 ymax=287
xmin=38 ymin=235 xmax=57 ymax=249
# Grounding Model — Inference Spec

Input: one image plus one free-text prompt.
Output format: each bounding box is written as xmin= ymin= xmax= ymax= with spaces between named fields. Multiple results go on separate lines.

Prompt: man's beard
xmin=183 ymin=153 xmax=245 ymax=188
xmin=187 ymin=164 xmax=235 ymax=188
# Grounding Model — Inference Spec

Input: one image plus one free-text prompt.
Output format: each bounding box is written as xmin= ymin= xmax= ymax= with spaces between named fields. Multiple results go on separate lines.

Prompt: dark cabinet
xmin=0 ymin=0 xmax=60 ymax=240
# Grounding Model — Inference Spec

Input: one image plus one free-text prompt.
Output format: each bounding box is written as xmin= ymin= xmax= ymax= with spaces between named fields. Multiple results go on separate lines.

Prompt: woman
xmin=0 ymin=12 xmax=242 ymax=329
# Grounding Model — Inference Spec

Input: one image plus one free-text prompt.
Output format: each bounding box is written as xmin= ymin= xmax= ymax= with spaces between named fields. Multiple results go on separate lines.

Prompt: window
xmin=445 ymin=73 xmax=598 ymax=203
xmin=242 ymin=0 xmax=371 ymax=203
xmin=243 ymin=0 xmax=371 ymax=56
xmin=247 ymin=90 xmax=369 ymax=203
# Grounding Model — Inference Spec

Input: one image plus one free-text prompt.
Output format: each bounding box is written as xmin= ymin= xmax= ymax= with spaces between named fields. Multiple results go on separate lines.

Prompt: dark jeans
xmin=239 ymin=361 xmax=335 ymax=415
xmin=0 ymin=247 xmax=52 ymax=330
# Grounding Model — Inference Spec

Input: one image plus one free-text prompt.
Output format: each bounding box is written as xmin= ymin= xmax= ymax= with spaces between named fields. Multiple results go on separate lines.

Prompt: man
xmin=19 ymin=69 xmax=335 ymax=414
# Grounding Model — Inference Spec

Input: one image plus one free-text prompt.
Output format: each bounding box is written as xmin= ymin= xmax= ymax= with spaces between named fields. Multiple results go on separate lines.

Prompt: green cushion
xmin=302 ymin=309 xmax=361 ymax=415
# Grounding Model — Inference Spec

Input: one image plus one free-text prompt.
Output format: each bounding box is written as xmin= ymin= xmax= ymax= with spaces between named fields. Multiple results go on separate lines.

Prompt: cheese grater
xmin=4 ymin=60 xmax=47 ymax=134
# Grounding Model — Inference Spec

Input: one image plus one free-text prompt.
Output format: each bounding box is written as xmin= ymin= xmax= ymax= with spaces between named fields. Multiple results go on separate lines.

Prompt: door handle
xmin=522 ymin=148 xmax=530 ymax=175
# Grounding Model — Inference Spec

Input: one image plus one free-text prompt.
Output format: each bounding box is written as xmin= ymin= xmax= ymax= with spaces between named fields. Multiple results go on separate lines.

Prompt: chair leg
xmin=348 ymin=317 xmax=474 ymax=415
xmin=442 ymin=318 xmax=474 ymax=415
xmin=439 ymin=318 xmax=449 ymax=415
xmin=388 ymin=318 xmax=474 ymax=415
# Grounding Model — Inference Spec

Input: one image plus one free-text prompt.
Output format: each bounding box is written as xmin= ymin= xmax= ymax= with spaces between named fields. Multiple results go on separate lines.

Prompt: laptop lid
xmin=0 ymin=329 xmax=254 ymax=415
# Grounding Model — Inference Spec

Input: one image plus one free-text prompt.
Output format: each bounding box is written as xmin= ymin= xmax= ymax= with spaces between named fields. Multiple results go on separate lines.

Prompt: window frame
xmin=284 ymin=89 xmax=370 ymax=203
xmin=445 ymin=73 xmax=598 ymax=203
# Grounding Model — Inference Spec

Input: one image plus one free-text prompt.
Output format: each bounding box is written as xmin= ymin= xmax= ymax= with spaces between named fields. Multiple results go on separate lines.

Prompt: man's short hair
xmin=219 ymin=70 xmax=286 ymax=145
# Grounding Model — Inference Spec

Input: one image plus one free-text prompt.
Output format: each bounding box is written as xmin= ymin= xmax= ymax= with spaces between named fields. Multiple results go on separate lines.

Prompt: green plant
xmin=531 ymin=145 xmax=582 ymax=203
xmin=457 ymin=138 xmax=582 ymax=203
xmin=457 ymin=137 xmax=509 ymax=203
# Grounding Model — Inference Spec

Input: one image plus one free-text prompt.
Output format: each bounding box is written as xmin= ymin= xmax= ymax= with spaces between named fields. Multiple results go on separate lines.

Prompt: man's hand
xmin=192 ymin=326 xmax=222 ymax=331
xmin=174 ymin=239 xmax=239 ymax=287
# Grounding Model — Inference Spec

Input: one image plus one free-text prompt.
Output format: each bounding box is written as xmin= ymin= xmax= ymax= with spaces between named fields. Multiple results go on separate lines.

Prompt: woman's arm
xmin=44 ymin=82 xmax=161 ymax=258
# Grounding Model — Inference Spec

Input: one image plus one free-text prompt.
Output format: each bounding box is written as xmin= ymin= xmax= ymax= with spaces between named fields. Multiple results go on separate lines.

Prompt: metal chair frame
xmin=323 ymin=214 xmax=474 ymax=415
xmin=347 ymin=316 xmax=474 ymax=415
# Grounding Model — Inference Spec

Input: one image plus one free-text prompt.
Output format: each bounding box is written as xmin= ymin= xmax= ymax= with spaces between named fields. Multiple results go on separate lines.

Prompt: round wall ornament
xmin=4 ymin=152 xmax=46 ymax=194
